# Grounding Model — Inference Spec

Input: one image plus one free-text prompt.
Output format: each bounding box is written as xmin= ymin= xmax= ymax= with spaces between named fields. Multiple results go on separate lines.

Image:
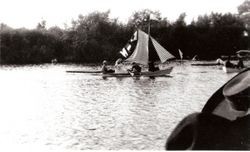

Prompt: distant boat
xmin=191 ymin=63 xmax=221 ymax=66
xmin=191 ymin=58 xmax=224 ymax=66
xmin=236 ymin=50 xmax=250 ymax=58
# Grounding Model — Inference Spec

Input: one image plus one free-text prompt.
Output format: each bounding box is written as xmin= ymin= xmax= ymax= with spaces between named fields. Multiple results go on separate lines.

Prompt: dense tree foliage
xmin=238 ymin=0 xmax=250 ymax=27
xmin=238 ymin=0 xmax=250 ymax=50
xmin=0 ymin=9 xmax=248 ymax=64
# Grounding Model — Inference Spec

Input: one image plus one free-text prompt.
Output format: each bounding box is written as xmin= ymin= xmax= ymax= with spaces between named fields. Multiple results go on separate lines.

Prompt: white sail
xmin=178 ymin=49 xmax=183 ymax=60
xmin=126 ymin=29 xmax=175 ymax=65
xmin=151 ymin=37 xmax=175 ymax=63
xmin=126 ymin=30 xmax=149 ymax=65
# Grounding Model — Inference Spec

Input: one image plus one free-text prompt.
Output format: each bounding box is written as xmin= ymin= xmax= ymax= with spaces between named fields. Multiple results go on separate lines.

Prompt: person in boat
xmin=166 ymin=68 xmax=250 ymax=150
xmin=127 ymin=62 xmax=142 ymax=75
xmin=51 ymin=58 xmax=57 ymax=64
xmin=148 ymin=61 xmax=159 ymax=72
xmin=114 ymin=58 xmax=125 ymax=73
xmin=216 ymin=57 xmax=224 ymax=65
xmin=236 ymin=57 xmax=244 ymax=69
xmin=224 ymin=56 xmax=236 ymax=68
xmin=101 ymin=60 xmax=115 ymax=74
xmin=192 ymin=55 xmax=199 ymax=61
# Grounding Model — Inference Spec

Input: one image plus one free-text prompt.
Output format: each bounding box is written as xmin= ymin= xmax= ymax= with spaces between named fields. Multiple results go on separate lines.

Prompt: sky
xmin=0 ymin=0 xmax=245 ymax=29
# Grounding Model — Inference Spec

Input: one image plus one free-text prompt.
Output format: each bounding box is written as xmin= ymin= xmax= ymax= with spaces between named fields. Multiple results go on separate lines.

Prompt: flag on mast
xmin=149 ymin=14 xmax=158 ymax=21
xmin=178 ymin=49 xmax=183 ymax=60
xmin=120 ymin=31 xmax=138 ymax=58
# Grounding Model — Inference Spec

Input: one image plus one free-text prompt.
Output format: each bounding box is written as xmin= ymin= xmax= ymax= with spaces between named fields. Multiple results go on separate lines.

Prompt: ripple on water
xmin=0 ymin=62 xmax=245 ymax=150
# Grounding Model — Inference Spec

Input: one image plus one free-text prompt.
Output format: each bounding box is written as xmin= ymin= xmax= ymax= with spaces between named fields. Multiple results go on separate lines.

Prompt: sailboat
xmin=67 ymin=20 xmax=175 ymax=77
xmin=102 ymin=29 xmax=175 ymax=77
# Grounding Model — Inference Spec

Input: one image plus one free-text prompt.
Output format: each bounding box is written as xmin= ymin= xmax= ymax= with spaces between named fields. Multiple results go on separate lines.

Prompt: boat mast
xmin=0 ymin=23 xmax=1 ymax=64
xmin=147 ymin=14 xmax=151 ymax=65
xmin=148 ymin=14 xmax=151 ymax=43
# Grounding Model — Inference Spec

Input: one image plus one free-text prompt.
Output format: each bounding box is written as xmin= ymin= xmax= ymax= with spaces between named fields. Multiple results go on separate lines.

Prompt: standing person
xmin=148 ymin=61 xmax=159 ymax=72
xmin=114 ymin=58 xmax=124 ymax=73
xmin=127 ymin=62 xmax=141 ymax=75
xmin=166 ymin=68 xmax=250 ymax=150
xmin=101 ymin=60 xmax=114 ymax=74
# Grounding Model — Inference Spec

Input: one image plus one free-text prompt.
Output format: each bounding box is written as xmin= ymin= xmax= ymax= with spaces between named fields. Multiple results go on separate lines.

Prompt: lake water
xmin=0 ymin=61 xmax=247 ymax=151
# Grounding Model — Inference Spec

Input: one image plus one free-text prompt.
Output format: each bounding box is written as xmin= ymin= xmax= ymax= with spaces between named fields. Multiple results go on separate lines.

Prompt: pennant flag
xmin=149 ymin=14 xmax=158 ymax=21
xmin=125 ymin=44 xmax=132 ymax=52
xmin=120 ymin=48 xmax=128 ymax=57
xmin=130 ymin=31 xmax=137 ymax=42
xmin=119 ymin=31 xmax=138 ymax=58
xmin=178 ymin=49 xmax=183 ymax=60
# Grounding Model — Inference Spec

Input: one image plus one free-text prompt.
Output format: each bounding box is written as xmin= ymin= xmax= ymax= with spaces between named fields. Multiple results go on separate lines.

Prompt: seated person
xmin=101 ymin=60 xmax=114 ymax=74
xmin=148 ymin=61 xmax=159 ymax=72
xmin=237 ymin=57 xmax=244 ymax=68
xmin=224 ymin=56 xmax=236 ymax=68
xmin=166 ymin=68 xmax=250 ymax=150
xmin=216 ymin=57 xmax=224 ymax=65
xmin=128 ymin=62 xmax=141 ymax=75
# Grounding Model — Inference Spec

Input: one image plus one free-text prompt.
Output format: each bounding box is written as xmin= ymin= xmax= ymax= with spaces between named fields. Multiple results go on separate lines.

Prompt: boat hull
xmin=191 ymin=63 xmax=220 ymax=66
xmin=101 ymin=67 xmax=173 ymax=77
xmin=222 ymin=66 xmax=242 ymax=73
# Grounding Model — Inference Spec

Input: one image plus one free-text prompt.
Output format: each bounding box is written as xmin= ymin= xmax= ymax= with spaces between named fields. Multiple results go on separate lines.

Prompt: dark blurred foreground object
xmin=166 ymin=68 xmax=250 ymax=150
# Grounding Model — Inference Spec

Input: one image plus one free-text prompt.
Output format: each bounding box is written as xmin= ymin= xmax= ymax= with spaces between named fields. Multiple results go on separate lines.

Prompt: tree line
xmin=0 ymin=6 xmax=249 ymax=64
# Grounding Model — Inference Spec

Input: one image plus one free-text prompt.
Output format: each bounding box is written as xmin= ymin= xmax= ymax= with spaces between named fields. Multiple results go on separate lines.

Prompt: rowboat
xmin=100 ymin=67 xmax=173 ymax=77
xmin=236 ymin=50 xmax=250 ymax=58
xmin=191 ymin=63 xmax=221 ymax=66
xmin=191 ymin=58 xmax=224 ymax=66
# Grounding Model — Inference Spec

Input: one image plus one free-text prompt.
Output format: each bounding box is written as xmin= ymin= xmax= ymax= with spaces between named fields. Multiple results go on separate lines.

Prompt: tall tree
xmin=238 ymin=0 xmax=250 ymax=49
xmin=127 ymin=9 xmax=162 ymax=31
xmin=238 ymin=0 xmax=250 ymax=28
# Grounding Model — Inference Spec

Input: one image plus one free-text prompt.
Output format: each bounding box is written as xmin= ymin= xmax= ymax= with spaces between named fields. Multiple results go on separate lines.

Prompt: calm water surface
xmin=0 ymin=61 xmax=245 ymax=151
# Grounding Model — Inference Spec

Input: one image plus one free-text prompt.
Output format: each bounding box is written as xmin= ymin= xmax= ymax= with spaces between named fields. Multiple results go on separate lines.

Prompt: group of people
xmin=101 ymin=58 xmax=159 ymax=74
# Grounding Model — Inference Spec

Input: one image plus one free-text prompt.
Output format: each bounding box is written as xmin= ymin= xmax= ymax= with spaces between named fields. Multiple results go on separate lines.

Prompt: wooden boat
xmin=116 ymin=29 xmax=175 ymax=77
xmin=191 ymin=63 xmax=221 ymax=66
xmin=67 ymin=22 xmax=175 ymax=77
xmin=222 ymin=66 xmax=242 ymax=73
xmin=141 ymin=67 xmax=173 ymax=76
xmin=100 ymin=67 xmax=173 ymax=77
xmin=191 ymin=59 xmax=224 ymax=66
xmin=236 ymin=50 xmax=250 ymax=58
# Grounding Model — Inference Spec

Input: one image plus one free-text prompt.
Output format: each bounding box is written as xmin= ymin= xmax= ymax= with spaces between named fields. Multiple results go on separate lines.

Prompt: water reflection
xmin=0 ymin=62 xmax=245 ymax=150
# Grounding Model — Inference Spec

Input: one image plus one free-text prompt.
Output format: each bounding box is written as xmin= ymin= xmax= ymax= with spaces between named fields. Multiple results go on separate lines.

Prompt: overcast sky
xmin=0 ymin=0 xmax=245 ymax=29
